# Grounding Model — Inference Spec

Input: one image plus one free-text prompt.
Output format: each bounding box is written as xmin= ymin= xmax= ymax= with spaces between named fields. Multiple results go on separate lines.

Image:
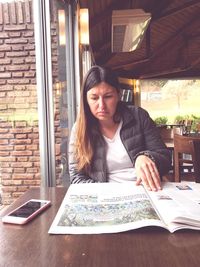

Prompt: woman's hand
xmin=135 ymin=155 xmax=161 ymax=191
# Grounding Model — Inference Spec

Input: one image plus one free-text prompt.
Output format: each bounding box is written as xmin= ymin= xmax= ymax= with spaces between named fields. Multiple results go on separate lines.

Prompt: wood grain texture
xmin=1 ymin=187 xmax=200 ymax=267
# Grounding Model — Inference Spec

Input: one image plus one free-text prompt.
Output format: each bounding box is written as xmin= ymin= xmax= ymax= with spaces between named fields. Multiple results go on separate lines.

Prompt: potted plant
xmin=154 ymin=116 xmax=168 ymax=128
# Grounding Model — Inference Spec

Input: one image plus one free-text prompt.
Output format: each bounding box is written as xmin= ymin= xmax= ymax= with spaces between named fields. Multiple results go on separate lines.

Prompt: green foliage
xmin=174 ymin=114 xmax=200 ymax=132
xmin=191 ymin=114 xmax=200 ymax=120
xmin=154 ymin=116 xmax=168 ymax=125
xmin=191 ymin=114 xmax=200 ymax=132
xmin=174 ymin=115 xmax=189 ymax=124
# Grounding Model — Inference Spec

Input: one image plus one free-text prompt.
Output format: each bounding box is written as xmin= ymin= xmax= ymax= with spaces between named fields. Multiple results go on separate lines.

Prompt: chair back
xmin=174 ymin=134 xmax=194 ymax=154
xmin=174 ymin=134 xmax=200 ymax=182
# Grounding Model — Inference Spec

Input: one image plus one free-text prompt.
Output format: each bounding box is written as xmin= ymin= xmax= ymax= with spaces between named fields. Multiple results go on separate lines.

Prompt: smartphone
xmin=2 ymin=199 xmax=51 ymax=225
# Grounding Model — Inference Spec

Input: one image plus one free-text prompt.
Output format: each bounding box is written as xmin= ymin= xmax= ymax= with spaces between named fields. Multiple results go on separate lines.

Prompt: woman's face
xmin=86 ymin=82 xmax=120 ymax=123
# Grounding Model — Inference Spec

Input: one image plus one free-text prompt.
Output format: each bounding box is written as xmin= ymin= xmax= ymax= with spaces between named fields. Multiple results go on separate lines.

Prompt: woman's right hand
xmin=135 ymin=155 xmax=161 ymax=191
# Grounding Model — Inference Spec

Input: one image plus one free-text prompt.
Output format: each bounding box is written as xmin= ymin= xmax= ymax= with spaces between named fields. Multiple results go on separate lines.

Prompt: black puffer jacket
xmin=68 ymin=104 xmax=172 ymax=183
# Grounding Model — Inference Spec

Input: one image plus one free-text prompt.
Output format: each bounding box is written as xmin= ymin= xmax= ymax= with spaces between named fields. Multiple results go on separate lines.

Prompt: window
xmin=140 ymin=79 xmax=200 ymax=126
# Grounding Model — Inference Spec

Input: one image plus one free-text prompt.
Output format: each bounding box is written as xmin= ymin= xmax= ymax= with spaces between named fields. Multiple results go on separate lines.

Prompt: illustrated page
xmin=49 ymin=182 xmax=164 ymax=234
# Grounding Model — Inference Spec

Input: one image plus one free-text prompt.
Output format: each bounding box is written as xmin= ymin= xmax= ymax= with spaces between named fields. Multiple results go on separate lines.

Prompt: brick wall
xmin=0 ymin=0 xmax=62 ymax=205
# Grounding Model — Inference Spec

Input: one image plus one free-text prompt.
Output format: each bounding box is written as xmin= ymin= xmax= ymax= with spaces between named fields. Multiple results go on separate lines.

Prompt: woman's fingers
xmin=135 ymin=155 xmax=161 ymax=191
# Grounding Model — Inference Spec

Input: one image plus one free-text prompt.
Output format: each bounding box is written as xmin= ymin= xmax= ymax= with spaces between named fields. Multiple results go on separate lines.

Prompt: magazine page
xmin=48 ymin=182 xmax=165 ymax=234
xmin=147 ymin=182 xmax=200 ymax=232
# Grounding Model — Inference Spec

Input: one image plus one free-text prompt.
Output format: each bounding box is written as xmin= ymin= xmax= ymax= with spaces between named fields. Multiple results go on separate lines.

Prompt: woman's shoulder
xmin=120 ymin=103 xmax=153 ymax=128
xmin=121 ymin=103 xmax=149 ymax=116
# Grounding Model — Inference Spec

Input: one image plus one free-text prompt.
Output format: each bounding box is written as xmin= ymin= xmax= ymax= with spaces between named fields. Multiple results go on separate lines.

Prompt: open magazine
xmin=48 ymin=182 xmax=200 ymax=234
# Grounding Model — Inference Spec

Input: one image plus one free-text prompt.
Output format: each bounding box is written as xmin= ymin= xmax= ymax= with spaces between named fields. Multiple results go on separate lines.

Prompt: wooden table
xmin=158 ymin=124 xmax=184 ymax=129
xmin=164 ymin=139 xmax=174 ymax=148
xmin=1 ymin=187 xmax=200 ymax=267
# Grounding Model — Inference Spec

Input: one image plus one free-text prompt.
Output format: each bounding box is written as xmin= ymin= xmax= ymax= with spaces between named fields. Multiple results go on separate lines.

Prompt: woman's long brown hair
xmin=74 ymin=65 xmax=121 ymax=173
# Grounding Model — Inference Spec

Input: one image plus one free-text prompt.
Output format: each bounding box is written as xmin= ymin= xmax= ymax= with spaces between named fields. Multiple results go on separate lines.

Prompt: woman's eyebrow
xmin=88 ymin=90 xmax=114 ymax=96
xmin=89 ymin=93 xmax=98 ymax=96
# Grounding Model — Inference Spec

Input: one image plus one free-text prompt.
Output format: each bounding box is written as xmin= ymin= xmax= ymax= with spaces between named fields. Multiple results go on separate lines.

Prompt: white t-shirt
xmin=103 ymin=120 xmax=137 ymax=183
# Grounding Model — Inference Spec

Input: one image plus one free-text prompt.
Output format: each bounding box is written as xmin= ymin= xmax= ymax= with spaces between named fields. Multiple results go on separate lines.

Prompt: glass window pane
xmin=50 ymin=0 xmax=70 ymax=187
xmin=140 ymin=79 xmax=200 ymax=131
xmin=0 ymin=0 xmax=40 ymax=207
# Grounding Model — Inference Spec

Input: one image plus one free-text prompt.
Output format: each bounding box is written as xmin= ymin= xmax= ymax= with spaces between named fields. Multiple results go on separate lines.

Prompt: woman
xmin=68 ymin=65 xmax=171 ymax=191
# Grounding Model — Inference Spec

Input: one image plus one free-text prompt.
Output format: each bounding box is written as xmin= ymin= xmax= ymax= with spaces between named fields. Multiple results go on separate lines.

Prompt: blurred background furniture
xmin=159 ymin=127 xmax=181 ymax=182
xmin=173 ymin=134 xmax=200 ymax=183
xmin=159 ymin=126 xmax=182 ymax=149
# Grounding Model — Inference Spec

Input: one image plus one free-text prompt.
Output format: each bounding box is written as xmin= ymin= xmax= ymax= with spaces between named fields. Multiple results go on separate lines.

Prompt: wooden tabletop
xmin=164 ymin=139 xmax=174 ymax=148
xmin=1 ymin=187 xmax=200 ymax=267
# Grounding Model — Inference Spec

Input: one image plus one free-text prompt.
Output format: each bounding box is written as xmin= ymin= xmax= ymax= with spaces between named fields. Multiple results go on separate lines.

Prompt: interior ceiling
xmin=78 ymin=0 xmax=200 ymax=79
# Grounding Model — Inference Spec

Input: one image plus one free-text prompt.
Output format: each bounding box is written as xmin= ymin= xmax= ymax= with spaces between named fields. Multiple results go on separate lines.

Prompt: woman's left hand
xmin=135 ymin=155 xmax=161 ymax=191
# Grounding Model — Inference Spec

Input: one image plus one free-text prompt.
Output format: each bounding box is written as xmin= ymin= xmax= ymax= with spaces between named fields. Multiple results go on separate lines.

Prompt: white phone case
xmin=2 ymin=199 xmax=51 ymax=225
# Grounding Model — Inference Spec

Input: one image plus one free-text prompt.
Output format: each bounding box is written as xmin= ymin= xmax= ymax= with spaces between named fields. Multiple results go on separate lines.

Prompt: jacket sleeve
xmin=134 ymin=107 xmax=172 ymax=176
xmin=68 ymin=124 xmax=95 ymax=183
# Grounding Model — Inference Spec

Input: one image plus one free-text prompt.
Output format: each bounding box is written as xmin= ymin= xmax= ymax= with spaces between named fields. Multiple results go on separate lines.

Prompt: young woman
xmin=68 ymin=65 xmax=171 ymax=191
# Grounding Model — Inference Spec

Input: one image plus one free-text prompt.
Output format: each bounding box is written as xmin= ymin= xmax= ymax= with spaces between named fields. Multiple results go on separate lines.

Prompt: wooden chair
xmin=192 ymin=140 xmax=200 ymax=183
xmin=173 ymin=134 xmax=200 ymax=182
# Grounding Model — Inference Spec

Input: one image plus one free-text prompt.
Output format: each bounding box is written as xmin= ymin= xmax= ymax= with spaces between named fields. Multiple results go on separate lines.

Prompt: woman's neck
xmin=99 ymin=120 xmax=120 ymax=139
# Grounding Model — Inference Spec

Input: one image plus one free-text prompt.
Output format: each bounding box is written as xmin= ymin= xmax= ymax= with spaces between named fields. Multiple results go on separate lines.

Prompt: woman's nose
xmin=98 ymin=97 xmax=105 ymax=108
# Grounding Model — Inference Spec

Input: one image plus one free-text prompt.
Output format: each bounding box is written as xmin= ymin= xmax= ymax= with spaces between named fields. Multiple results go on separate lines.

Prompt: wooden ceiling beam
xmin=87 ymin=0 xmax=200 ymax=78
xmin=153 ymin=0 xmax=200 ymax=20
xmin=110 ymin=12 xmax=200 ymax=70
xmin=140 ymin=56 xmax=200 ymax=79
xmin=120 ymin=42 xmax=200 ymax=79
xmin=91 ymin=0 xmax=200 ymax=57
